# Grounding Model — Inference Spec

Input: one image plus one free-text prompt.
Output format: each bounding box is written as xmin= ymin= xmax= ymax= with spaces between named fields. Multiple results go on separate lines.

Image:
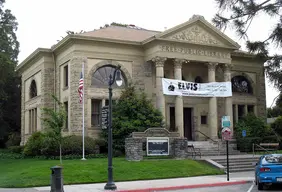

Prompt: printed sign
xmin=162 ymin=78 xmax=232 ymax=97
xmin=147 ymin=137 xmax=169 ymax=156
xmin=101 ymin=106 xmax=109 ymax=130
xmin=221 ymin=116 xmax=231 ymax=128
xmin=242 ymin=130 xmax=246 ymax=137
xmin=222 ymin=127 xmax=232 ymax=141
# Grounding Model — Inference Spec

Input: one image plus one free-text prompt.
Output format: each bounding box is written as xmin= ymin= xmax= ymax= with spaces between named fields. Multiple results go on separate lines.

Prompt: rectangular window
xmin=248 ymin=105 xmax=254 ymax=114
xmin=29 ymin=108 xmax=37 ymax=133
xmin=63 ymin=65 xmax=68 ymax=87
xmin=201 ymin=116 xmax=207 ymax=124
xmin=91 ymin=99 xmax=102 ymax=127
xmin=64 ymin=102 xmax=68 ymax=130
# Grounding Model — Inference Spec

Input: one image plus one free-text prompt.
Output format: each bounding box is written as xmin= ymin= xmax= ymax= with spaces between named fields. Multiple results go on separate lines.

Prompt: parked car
xmin=255 ymin=154 xmax=282 ymax=190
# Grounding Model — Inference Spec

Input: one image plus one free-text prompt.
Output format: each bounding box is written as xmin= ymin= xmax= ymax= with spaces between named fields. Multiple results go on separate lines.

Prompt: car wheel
xmin=258 ymin=182 xmax=263 ymax=190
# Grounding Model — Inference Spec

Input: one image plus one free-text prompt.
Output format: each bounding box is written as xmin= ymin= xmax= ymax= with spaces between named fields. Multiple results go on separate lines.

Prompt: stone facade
xmin=16 ymin=15 xmax=267 ymax=145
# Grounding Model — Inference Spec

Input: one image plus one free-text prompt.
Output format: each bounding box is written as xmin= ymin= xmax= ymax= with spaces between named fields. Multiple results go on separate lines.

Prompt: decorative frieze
xmin=159 ymin=45 xmax=230 ymax=59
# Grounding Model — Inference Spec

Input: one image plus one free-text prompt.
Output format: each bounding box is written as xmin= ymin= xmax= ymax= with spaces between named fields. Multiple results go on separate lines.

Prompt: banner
xmin=162 ymin=78 xmax=232 ymax=97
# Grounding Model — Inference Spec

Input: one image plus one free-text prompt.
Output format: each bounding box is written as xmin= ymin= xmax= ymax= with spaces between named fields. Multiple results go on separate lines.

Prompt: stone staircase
xmin=188 ymin=140 xmax=242 ymax=156
xmin=211 ymin=156 xmax=260 ymax=172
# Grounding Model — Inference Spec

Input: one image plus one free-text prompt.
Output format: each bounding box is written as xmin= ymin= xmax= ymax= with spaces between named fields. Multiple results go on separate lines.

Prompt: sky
xmin=5 ymin=0 xmax=280 ymax=107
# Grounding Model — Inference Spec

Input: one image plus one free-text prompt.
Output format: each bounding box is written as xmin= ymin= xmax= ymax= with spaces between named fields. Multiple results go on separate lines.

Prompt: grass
xmin=0 ymin=157 xmax=224 ymax=188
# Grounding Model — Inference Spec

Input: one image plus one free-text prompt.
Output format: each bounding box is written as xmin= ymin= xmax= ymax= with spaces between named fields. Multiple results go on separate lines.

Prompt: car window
xmin=262 ymin=155 xmax=282 ymax=164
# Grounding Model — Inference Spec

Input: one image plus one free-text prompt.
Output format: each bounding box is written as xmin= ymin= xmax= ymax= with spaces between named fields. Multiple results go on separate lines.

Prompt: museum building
xmin=16 ymin=15 xmax=266 ymax=145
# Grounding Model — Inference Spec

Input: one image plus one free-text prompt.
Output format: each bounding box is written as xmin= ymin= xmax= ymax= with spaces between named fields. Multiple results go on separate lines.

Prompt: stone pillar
xmin=125 ymin=138 xmax=143 ymax=161
xmin=254 ymin=105 xmax=258 ymax=116
xmin=173 ymin=138 xmax=188 ymax=159
xmin=244 ymin=105 xmax=248 ymax=116
xmin=207 ymin=63 xmax=218 ymax=139
xmin=174 ymin=59 xmax=185 ymax=137
xmin=234 ymin=104 xmax=239 ymax=123
xmin=223 ymin=64 xmax=234 ymax=135
xmin=152 ymin=56 xmax=167 ymax=120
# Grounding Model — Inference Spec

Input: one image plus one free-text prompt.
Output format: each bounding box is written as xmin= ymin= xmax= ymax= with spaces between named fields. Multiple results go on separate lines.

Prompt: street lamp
xmin=104 ymin=65 xmax=123 ymax=190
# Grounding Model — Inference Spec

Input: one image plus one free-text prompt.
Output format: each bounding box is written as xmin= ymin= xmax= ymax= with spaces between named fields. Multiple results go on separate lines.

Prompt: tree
xmin=101 ymin=85 xmax=163 ymax=153
xmin=41 ymin=95 xmax=67 ymax=164
xmin=212 ymin=0 xmax=282 ymax=90
xmin=0 ymin=0 xmax=20 ymax=147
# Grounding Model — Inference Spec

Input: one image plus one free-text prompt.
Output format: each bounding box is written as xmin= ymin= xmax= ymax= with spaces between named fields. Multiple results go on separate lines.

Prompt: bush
xmin=271 ymin=116 xmax=282 ymax=137
xmin=5 ymin=132 xmax=21 ymax=147
xmin=8 ymin=146 xmax=24 ymax=154
xmin=23 ymin=132 xmax=100 ymax=157
xmin=236 ymin=137 xmax=262 ymax=152
xmin=23 ymin=132 xmax=45 ymax=156
xmin=101 ymin=85 xmax=163 ymax=154
xmin=234 ymin=113 xmax=269 ymax=139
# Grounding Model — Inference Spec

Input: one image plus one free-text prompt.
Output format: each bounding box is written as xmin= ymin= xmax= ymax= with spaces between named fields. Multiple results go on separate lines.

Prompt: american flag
xmin=78 ymin=72 xmax=84 ymax=103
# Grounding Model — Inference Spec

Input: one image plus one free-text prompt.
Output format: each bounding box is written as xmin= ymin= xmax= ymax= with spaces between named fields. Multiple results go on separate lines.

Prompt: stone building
xmin=16 ymin=15 xmax=266 ymax=145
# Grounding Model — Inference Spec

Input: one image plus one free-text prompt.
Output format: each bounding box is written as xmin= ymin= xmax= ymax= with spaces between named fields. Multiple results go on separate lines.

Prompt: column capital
xmin=174 ymin=58 xmax=188 ymax=69
xmin=223 ymin=63 xmax=233 ymax=72
xmin=152 ymin=56 xmax=167 ymax=67
xmin=206 ymin=62 xmax=218 ymax=72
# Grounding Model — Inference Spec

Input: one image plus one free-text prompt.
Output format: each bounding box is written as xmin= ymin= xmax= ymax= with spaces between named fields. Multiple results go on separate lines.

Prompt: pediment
xmin=155 ymin=15 xmax=240 ymax=49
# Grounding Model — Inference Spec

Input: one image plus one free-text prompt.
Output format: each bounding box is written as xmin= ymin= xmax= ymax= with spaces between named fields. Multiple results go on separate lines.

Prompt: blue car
xmin=255 ymin=154 xmax=282 ymax=190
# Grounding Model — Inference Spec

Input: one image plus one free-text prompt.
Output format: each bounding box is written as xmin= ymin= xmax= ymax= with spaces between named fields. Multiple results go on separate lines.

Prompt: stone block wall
xmin=69 ymin=56 xmax=88 ymax=133
xmin=256 ymin=67 xmax=266 ymax=119
xmin=125 ymin=138 xmax=143 ymax=161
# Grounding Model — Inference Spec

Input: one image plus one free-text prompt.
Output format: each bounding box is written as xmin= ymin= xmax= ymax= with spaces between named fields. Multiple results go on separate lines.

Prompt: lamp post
xmin=104 ymin=65 xmax=123 ymax=190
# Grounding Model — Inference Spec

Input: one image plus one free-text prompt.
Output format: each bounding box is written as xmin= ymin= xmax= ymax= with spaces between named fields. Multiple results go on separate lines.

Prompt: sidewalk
xmin=25 ymin=171 xmax=253 ymax=192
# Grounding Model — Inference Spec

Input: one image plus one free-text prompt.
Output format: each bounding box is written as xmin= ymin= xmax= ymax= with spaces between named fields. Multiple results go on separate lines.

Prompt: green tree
xmin=101 ymin=85 xmax=163 ymax=153
xmin=213 ymin=0 xmax=282 ymax=90
xmin=41 ymin=95 xmax=67 ymax=164
xmin=0 ymin=0 xmax=20 ymax=147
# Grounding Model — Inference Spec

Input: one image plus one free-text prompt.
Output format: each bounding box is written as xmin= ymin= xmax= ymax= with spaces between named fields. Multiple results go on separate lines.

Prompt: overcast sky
xmin=5 ymin=0 xmax=280 ymax=107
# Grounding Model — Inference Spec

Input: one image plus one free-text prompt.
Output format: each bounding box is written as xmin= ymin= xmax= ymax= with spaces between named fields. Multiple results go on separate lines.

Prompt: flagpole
xmin=81 ymin=61 xmax=86 ymax=161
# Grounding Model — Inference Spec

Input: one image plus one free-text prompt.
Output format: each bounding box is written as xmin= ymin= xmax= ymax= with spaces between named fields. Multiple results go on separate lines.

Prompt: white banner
xmin=162 ymin=78 xmax=232 ymax=97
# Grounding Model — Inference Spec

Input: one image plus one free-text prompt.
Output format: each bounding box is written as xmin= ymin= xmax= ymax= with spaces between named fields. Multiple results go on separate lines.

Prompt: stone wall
xmin=256 ymin=67 xmax=266 ymax=119
xmin=69 ymin=56 xmax=88 ymax=133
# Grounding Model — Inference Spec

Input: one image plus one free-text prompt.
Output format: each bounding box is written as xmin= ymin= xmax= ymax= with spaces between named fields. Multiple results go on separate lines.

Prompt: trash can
xmin=50 ymin=165 xmax=64 ymax=192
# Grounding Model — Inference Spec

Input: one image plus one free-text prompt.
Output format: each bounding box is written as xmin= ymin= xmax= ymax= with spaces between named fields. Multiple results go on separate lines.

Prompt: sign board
xmin=242 ymin=130 xmax=246 ymax=137
xmin=221 ymin=116 xmax=231 ymax=128
xmin=162 ymin=78 xmax=232 ymax=97
xmin=222 ymin=127 xmax=232 ymax=141
xmin=101 ymin=106 xmax=109 ymax=130
xmin=147 ymin=137 xmax=169 ymax=156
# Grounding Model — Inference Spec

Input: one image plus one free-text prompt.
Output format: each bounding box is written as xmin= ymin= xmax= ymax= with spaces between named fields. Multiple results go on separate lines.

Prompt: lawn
xmin=0 ymin=158 xmax=224 ymax=188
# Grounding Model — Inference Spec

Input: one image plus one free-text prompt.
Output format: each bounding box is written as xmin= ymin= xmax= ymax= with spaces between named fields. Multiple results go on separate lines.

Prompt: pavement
xmin=0 ymin=171 xmax=256 ymax=192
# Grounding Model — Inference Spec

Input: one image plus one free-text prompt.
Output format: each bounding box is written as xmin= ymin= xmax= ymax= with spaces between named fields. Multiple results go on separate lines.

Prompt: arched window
xmin=92 ymin=65 xmax=127 ymax=88
xmin=231 ymin=75 xmax=253 ymax=94
xmin=30 ymin=80 xmax=37 ymax=99
xmin=195 ymin=76 xmax=203 ymax=83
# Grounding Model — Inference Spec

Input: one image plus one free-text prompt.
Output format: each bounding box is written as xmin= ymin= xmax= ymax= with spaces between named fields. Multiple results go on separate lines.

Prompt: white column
xmin=234 ymin=104 xmax=239 ymax=123
xmin=223 ymin=64 xmax=234 ymax=136
xmin=244 ymin=105 xmax=248 ymax=116
xmin=207 ymin=62 xmax=218 ymax=139
xmin=152 ymin=56 xmax=167 ymax=120
xmin=174 ymin=59 xmax=185 ymax=137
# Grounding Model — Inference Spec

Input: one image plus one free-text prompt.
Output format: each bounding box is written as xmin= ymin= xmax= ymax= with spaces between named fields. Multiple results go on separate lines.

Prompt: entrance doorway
xmin=169 ymin=107 xmax=193 ymax=140
xmin=183 ymin=108 xmax=193 ymax=140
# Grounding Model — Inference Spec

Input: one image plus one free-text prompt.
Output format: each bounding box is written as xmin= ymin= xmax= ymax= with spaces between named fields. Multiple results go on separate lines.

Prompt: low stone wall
xmin=125 ymin=128 xmax=193 ymax=161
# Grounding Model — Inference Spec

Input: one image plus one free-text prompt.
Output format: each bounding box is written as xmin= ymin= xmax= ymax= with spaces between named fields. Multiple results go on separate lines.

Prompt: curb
xmin=116 ymin=180 xmax=251 ymax=192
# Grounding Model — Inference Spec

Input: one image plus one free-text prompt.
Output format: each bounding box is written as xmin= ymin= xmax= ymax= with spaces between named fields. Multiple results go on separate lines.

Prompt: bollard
xmin=50 ymin=165 xmax=64 ymax=192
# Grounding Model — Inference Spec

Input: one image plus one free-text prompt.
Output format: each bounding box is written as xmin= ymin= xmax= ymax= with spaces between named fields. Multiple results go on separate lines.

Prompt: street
xmin=161 ymin=182 xmax=282 ymax=192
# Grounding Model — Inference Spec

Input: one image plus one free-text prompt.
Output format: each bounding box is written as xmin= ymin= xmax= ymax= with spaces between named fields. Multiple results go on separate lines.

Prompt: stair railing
xmin=252 ymin=143 xmax=271 ymax=157
xmin=195 ymin=130 xmax=220 ymax=155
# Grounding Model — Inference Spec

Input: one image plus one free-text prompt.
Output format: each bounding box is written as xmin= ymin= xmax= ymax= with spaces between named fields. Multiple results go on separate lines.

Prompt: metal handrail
xmin=195 ymin=130 xmax=220 ymax=155
xmin=252 ymin=143 xmax=271 ymax=157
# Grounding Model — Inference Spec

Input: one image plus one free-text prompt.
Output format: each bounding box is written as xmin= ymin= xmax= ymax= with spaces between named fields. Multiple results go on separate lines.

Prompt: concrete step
xmin=228 ymin=167 xmax=255 ymax=172
xmin=215 ymin=158 xmax=259 ymax=163
xmin=219 ymin=161 xmax=255 ymax=166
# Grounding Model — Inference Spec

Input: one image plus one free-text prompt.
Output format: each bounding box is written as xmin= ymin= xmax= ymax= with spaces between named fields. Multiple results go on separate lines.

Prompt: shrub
xmin=23 ymin=131 xmax=45 ymax=156
xmin=101 ymin=85 xmax=163 ymax=154
xmin=270 ymin=116 xmax=282 ymax=137
xmin=5 ymin=132 xmax=21 ymax=147
xmin=234 ymin=113 xmax=269 ymax=139
xmin=8 ymin=146 xmax=24 ymax=154
xmin=23 ymin=132 xmax=100 ymax=157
